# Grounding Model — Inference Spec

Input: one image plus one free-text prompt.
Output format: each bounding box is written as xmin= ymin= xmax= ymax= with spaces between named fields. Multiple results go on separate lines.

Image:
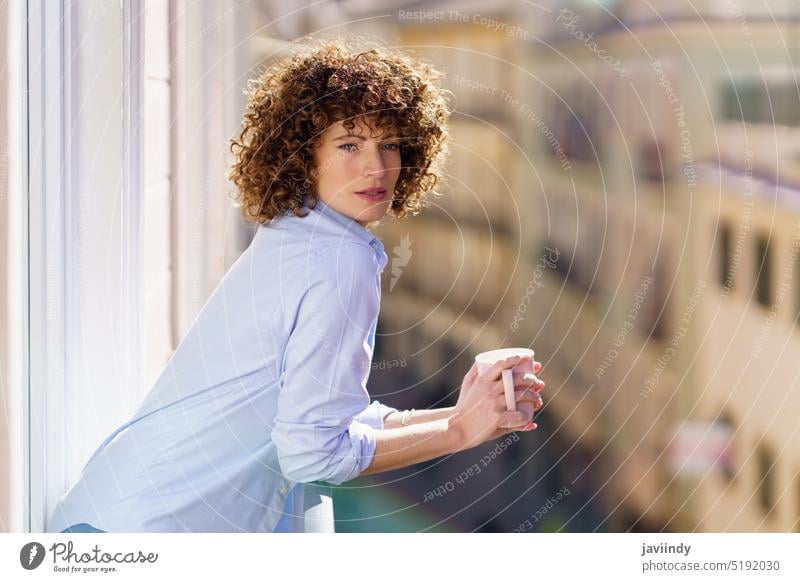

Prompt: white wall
xmin=0 ymin=0 xmax=23 ymax=533
xmin=143 ymin=0 xmax=177 ymax=391
xmin=171 ymin=0 xmax=254 ymax=342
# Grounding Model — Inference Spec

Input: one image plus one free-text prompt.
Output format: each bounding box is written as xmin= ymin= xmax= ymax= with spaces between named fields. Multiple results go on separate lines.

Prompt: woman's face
xmin=312 ymin=117 xmax=401 ymax=228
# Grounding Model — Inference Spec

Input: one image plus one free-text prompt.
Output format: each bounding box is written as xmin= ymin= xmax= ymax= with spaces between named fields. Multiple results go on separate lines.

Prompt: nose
xmin=363 ymin=147 xmax=387 ymax=179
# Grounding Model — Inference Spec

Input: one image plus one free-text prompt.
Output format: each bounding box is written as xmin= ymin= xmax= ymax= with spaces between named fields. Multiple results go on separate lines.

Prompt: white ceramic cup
xmin=474 ymin=348 xmax=535 ymax=411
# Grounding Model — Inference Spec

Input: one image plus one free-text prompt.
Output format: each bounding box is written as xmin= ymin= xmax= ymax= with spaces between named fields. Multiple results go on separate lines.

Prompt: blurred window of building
xmin=755 ymin=233 xmax=773 ymax=308
xmin=757 ymin=442 xmax=776 ymax=517
xmin=718 ymin=222 xmax=734 ymax=290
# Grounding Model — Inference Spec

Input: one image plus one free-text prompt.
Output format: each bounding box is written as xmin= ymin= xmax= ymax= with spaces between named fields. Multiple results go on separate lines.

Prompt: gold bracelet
xmin=401 ymin=409 xmax=415 ymax=427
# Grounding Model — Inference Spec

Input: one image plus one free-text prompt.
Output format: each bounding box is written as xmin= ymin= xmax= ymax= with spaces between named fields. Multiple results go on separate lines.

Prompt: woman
xmin=48 ymin=39 xmax=545 ymax=533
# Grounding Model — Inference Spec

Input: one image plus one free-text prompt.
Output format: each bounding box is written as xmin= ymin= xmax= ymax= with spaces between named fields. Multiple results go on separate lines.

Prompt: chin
xmin=354 ymin=205 xmax=389 ymax=224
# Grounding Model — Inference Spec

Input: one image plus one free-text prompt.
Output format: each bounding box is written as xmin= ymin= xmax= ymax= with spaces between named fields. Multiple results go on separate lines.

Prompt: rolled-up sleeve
xmin=354 ymin=400 xmax=399 ymax=430
xmin=271 ymin=243 xmax=384 ymax=485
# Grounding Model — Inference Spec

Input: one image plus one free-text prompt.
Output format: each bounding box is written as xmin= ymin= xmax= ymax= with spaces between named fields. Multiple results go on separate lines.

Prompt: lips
xmin=355 ymin=187 xmax=387 ymax=201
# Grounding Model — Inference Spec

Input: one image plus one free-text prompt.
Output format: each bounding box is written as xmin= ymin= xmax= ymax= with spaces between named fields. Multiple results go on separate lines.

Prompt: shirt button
xmin=279 ymin=485 xmax=288 ymax=495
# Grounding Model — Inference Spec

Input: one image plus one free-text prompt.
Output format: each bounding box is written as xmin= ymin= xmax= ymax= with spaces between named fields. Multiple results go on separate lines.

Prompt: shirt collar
xmin=304 ymin=196 xmax=388 ymax=271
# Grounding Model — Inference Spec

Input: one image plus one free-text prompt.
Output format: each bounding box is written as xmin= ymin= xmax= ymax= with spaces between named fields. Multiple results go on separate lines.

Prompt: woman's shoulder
xmin=251 ymin=214 xmax=379 ymax=271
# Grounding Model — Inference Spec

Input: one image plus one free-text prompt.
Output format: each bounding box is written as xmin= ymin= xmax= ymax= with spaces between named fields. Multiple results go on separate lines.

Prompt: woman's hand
xmin=451 ymin=355 xmax=545 ymax=451
xmin=484 ymin=379 xmax=545 ymax=441
xmin=456 ymin=358 xmax=543 ymax=411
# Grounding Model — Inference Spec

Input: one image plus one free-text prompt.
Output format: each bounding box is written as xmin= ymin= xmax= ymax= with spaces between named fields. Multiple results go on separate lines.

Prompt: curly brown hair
xmin=228 ymin=38 xmax=452 ymax=223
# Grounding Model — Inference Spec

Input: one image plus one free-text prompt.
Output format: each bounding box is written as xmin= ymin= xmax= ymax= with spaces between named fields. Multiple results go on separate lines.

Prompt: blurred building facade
xmin=323 ymin=0 xmax=800 ymax=532
xmin=522 ymin=0 xmax=800 ymax=532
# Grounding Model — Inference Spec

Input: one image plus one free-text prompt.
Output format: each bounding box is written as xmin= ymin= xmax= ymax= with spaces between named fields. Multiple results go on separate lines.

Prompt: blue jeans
xmin=60 ymin=523 xmax=106 ymax=533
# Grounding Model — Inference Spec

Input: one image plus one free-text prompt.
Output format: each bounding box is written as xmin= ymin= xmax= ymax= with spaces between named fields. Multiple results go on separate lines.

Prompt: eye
xmin=382 ymin=142 xmax=400 ymax=151
xmin=338 ymin=143 xmax=358 ymax=152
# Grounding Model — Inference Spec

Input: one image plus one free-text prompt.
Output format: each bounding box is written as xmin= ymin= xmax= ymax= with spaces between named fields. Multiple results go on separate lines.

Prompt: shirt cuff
xmin=353 ymin=400 xmax=400 ymax=430
xmin=325 ymin=420 xmax=377 ymax=485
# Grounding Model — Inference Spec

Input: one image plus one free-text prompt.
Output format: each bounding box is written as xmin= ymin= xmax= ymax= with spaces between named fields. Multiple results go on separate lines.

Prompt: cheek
xmin=337 ymin=159 xmax=362 ymax=183
xmin=389 ymin=152 xmax=403 ymax=179
xmin=319 ymin=158 xmax=360 ymax=192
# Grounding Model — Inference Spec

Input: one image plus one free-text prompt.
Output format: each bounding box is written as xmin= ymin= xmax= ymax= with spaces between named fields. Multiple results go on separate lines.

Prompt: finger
xmin=514 ymin=388 xmax=543 ymax=409
xmin=513 ymin=377 xmax=545 ymax=399
xmin=510 ymin=393 xmax=542 ymax=427
xmin=527 ymin=372 xmax=546 ymax=393
xmin=502 ymin=383 xmax=543 ymax=407
xmin=514 ymin=372 xmax=545 ymax=391
xmin=498 ymin=410 xmax=530 ymax=429
xmin=510 ymin=362 xmax=538 ymax=377
xmin=514 ymin=395 xmax=540 ymax=411
xmin=513 ymin=402 xmax=534 ymax=423
xmin=491 ymin=377 xmax=529 ymax=398
xmin=485 ymin=378 xmax=505 ymax=396
xmin=534 ymin=361 xmax=542 ymax=373
xmin=480 ymin=355 xmax=526 ymax=383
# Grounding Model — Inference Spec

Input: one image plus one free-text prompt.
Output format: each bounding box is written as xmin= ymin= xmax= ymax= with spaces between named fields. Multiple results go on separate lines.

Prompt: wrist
xmin=446 ymin=412 xmax=466 ymax=453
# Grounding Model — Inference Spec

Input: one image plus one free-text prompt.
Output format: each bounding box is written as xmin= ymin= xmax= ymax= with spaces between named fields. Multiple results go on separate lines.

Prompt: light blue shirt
xmin=47 ymin=199 xmax=398 ymax=532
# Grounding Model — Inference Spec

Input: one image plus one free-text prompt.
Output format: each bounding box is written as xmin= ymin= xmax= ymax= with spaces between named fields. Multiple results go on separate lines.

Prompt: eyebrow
xmin=332 ymin=133 xmax=400 ymax=141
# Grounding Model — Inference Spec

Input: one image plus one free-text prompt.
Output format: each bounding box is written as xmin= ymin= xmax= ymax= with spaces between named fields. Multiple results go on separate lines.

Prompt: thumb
xmin=463 ymin=361 xmax=479 ymax=385
xmin=498 ymin=410 xmax=530 ymax=429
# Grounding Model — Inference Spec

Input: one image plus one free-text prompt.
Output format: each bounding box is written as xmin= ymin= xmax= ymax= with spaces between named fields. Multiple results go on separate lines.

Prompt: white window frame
xmin=24 ymin=0 xmax=144 ymax=533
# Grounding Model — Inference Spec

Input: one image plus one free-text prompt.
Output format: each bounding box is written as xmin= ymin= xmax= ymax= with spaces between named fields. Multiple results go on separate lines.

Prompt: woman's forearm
xmin=359 ymin=418 xmax=462 ymax=476
xmin=382 ymin=406 xmax=455 ymax=429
